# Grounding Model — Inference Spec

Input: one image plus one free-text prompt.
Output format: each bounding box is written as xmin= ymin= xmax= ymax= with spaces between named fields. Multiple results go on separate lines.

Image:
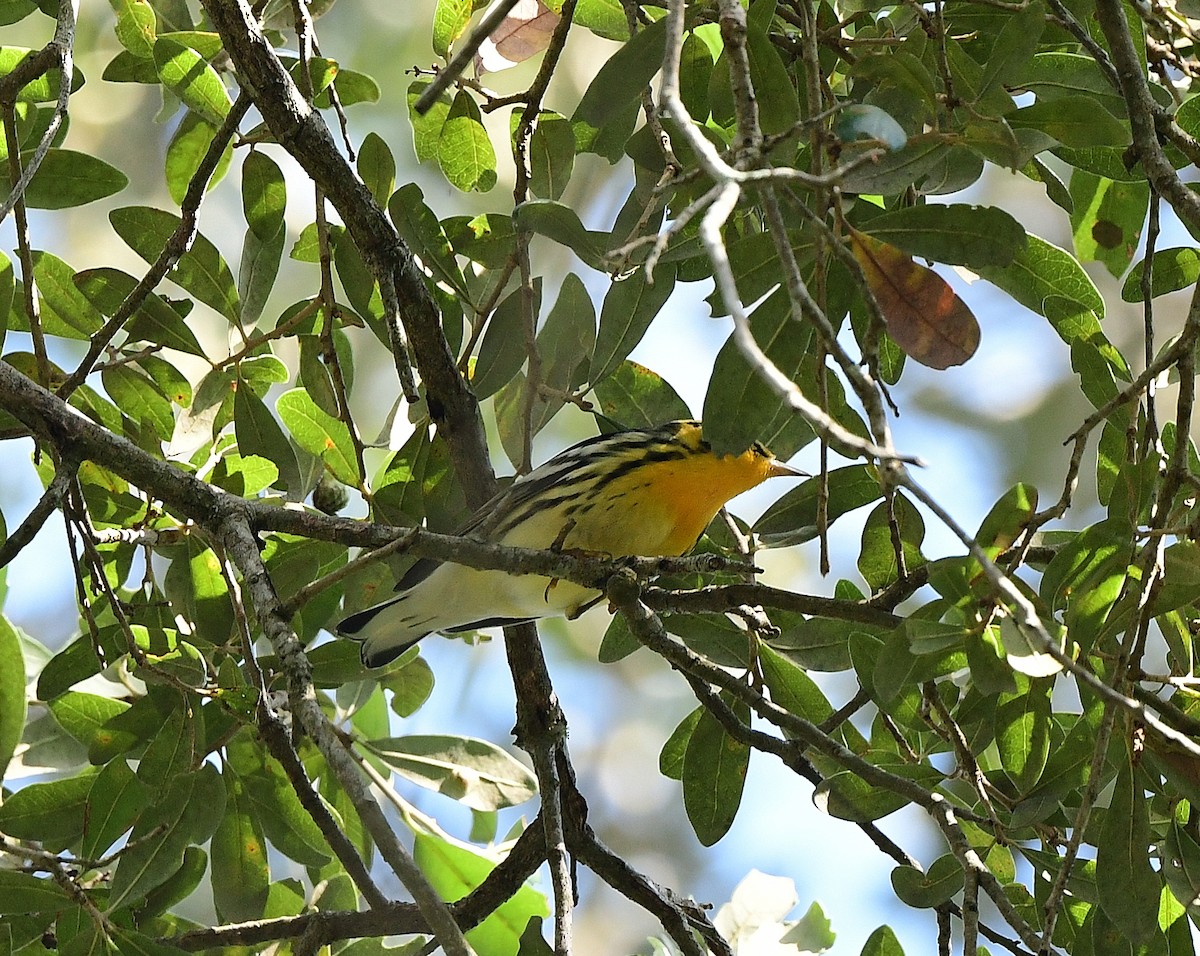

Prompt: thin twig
xmin=413 ymin=0 xmax=524 ymax=113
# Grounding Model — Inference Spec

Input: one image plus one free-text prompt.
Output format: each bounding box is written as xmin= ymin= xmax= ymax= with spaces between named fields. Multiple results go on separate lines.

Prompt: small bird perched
xmin=338 ymin=420 xmax=801 ymax=667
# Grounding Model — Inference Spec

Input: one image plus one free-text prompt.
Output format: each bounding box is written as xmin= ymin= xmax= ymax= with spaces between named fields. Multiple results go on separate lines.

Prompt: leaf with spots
xmin=1069 ymin=170 xmax=1148 ymax=278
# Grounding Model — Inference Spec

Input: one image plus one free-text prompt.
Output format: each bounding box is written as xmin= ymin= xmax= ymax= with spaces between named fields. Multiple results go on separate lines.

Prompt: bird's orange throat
xmin=631 ymin=451 xmax=782 ymax=554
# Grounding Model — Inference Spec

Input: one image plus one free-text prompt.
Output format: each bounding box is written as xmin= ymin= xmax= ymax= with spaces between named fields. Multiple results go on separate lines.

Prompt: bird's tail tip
xmin=359 ymin=633 xmax=425 ymax=669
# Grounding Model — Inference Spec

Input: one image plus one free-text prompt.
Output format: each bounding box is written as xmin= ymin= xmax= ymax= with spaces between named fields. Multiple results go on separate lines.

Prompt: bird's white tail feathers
xmin=337 ymin=590 xmax=439 ymax=668
xmin=339 ymin=563 xmax=600 ymax=668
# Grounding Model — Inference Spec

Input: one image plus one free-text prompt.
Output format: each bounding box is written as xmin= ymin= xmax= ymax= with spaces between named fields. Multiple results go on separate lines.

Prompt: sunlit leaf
xmin=0 ymin=615 xmax=25 ymax=786
xmin=368 ymin=734 xmax=538 ymax=810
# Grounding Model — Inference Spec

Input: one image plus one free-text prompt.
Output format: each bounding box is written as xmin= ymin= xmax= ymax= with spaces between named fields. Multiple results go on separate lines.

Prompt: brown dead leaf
xmin=848 ymin=226 xmax=980 ymax=370
xmin=475 ymin=0 xmax=560 ymax=75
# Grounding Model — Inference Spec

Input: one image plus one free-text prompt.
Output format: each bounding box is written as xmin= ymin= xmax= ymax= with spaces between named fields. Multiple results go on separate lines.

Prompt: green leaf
xmin=769 ymin=615 xmax=858 ymax=672
xmin=1122 ymin=247 xmax=1200 ymax=301
xmin=241 ymin=149 xmax=286 ymax=241
xmin=153 ymin=36 xmax=231 ymax=125
xmin=0 ymin=0 xmax=37 ymax=26
xmin=677 ymin=30 xmax=715 ymax=120
xmin=861 ymin=925 xmax=905 ymax=956
xmin=368 ymin=735 xmax=538 ymax=810
xmin=357 ymin=131 xmax=395 ymax=203
xmin=113 ymin=0 xmax=156 ymax=57
xmin=389 ymin=182 xmax=469 ymax=299
xmin=891 ymin=855 xmax=965 ymax=908
xmin=225 ymin=730 xmax=332 ymax=868
xmin=212 ymin=452 xmax=277 ymax=496
xmin=998 ymin=615 xmax=1065 ymax=679
xmin=276 ymin=387 xmax=361 ymax=486
xmin=110 ymin=205 xmax=240 ymax=322
xmin=574 ymin=0 xmax=628 ymax=39
xmin=658 ymin=707 xmax=702 ymax=780
xmin=327 ymin=68 xmax=380 ymax=108
xmin=858 ymin=495 xmax=925 ymax=591
xmin=1042 ymin=298 xmax=1130 ymax=409
xmin=136 ymin=703 xmax=194 ymax=790
xmin=858 ymin=204 xmax=1026 ymax=268
xmin=712 ymin=20 xmax=800 ymax=136
xmin=496 ymin=274 xmax=596 ymax=457
xmin=1008 ymin=96 xmax=1129 ymax=148
xmin=234 ymin=382 xmax=301 ymax=493
xmin=976 ymin=0 xmax=1045 ymax=101
xmin=0 ymin=250 xmax=12 ymax=349
xmin=1069 ymin=170 xmax=1148 ymax=278
xmin=814 ymin=765 xmax=923 ymax=822
xmin=755 ymin=465 xmax=882 ymax=547
xmin=29 ymin=250 xmax=104 ymax=339
xmin=1164 ymin=818 xmax=1200 ymax=920
xmin=995 ymin=679 xmax=1051 ymax=791
xmin=529 ymin=110 xmax=575 ymax=200
xmin=472 ymin=282 xmax=538 ymax=400
xmin=573 ymin=18 xmax=666 ymax=132
xmin=0 ymin=871 xmax=70 ymax=914
xmin=413 ymin=828 xmax=550 ymax=954
xmin=0 ymin=615 xmax=25 ymax=785
xmin=0 ymin=47 xmax=79 ymax=102
xmin=0 ymin=770 xmax=96 ymax=847
xmin=591 ymin=264 xmax=677 ymax=386
xmin=211 ymin=767 xmax=270 ymax=922
xmin=1016 ymin=52 xmax=1128 ymax=116
xmin=433 ymin=0 xmax=476 ymax=57
xmin=512 ymin=199 xmax=607 ymax=269
xmin=593 ymin=359 xmax=690 ymax=430
xmin=75 ymin=267 xmax=205 ymax=356
xmin=104 ymin=49 xmax=159 ymax=84
xmin=1096 ymin=762 xmax=1161 ymax=944
xmin=758 ymin=643 xmax=835 ymax=726
xmin=682 ymin=697 xmax=751 ymax=846
xmin=837 ymin=133 xmax=949 ymax=195
xmin=103 ymin=364 xmax=175 ymax=441
xmin=979 ymin=233 xmax=1105 ymax=321
xmin=239 ymin=216 xmax=286 ymax=327
xmin=1040 ymin=520 xmax=1128 ymax=613
xmin=703 ymin=288 xmax=838 ymax=460
xmin=0 ymin=148 xmax=126 ymax=209
xmin=438 ymin=90 xmax=497 ymax=192
xmin=109 ymin=765 xmax=225 ymax=912
xmin=834 ymin=104 xmax=907 ymax=150
xmin=598 ymin=611 xmax=642 ymax=663
xmin=872 ymin=625 xmax=966 ymax=704
xmin=164 ymin=111 xmax=232 ymax=206
xmin=1154 ymin=540 xmax=1200 ymax=616
xmin=408 ymin=79 xmax=453 ymax=164
xmin=383 ymin=656 xmax=436 ymax=718
xmin=48 ymin=691 xmax=138 ymax=762
xmin=333 ymin=233 xmax=380 ymax=320
xmin=82 ymin=757 xmax=150 ymax=859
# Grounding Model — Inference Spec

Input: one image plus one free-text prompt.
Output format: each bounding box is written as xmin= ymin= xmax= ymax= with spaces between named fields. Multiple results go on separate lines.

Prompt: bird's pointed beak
xmin=768 ymin=460 xmax=808 ymax=479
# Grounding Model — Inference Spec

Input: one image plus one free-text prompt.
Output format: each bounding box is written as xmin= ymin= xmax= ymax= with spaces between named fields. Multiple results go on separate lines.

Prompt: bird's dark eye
xmin=752 ymin=440 xmax=769 ymax=456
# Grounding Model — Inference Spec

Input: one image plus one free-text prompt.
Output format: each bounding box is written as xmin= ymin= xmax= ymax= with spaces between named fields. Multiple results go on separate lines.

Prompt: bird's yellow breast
xmin=524 ymin=448 xmax=778 ymax=557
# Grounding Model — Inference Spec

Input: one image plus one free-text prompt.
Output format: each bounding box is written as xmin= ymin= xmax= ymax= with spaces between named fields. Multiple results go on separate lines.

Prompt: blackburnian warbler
xmin=338 ymin=420 xmax=801 ymax=667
